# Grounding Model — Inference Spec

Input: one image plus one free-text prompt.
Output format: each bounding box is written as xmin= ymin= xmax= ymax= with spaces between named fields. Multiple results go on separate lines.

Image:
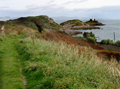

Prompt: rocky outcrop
xmin=72 ymin=26 xmax=100 ymax=30
xmin=59 ymin=28 xmax=82 ymax=36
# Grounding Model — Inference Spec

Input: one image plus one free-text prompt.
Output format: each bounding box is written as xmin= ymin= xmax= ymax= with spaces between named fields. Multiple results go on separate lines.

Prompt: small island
xmin=86 ymin=17 xmax=105 ymax=26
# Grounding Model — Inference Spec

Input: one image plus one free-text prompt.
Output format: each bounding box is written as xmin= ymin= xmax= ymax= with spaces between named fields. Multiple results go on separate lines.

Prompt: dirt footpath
xmin=97 ymin=44 xmax=120 ymax=52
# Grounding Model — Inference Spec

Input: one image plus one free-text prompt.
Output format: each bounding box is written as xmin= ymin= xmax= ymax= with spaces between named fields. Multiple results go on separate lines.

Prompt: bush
xmin=74 ymin=36 xmax=87 ymax=41
xmin=83 ymin=32 xmax=90 ymax=38
xmin=89 ymin=32 xmax=95 ymax=38
xmin=101 ymin=39 xmax=114 ymax=45
xmin=87 ymin=37 xmax=96 ymax=44
xmin=114 ymin=40 xmax=120 ymax=46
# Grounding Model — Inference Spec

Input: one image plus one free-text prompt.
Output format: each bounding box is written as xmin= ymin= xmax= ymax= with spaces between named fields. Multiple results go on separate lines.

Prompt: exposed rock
xmin=72 ymin=26 xmax=100 ymax=30
xmin=59 ymin=28 xmax=82 ymax=36
xmin=41 ymin=15 xmax=54 ymax=23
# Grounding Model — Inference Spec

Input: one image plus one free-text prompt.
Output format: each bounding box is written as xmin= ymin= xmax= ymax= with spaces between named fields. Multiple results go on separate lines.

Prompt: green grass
xmin=0 ymin=25 xmax=120 ymax=89
xmin=60 ymin=19 xmax=83 ymax=26
xmin=0 ymin=35 xmax=24 ymax=89
xmin=15 ymin=36 xmax=120 ymax=89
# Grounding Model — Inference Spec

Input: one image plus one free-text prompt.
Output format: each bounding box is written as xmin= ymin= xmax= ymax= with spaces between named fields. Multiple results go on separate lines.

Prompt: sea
xmin=56 ymin=20 xmax=120 ymax=42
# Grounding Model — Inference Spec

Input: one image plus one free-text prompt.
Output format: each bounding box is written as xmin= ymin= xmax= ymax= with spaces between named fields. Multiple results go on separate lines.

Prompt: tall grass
xmin=16 ymin=36 xmax=120 ymax=89
xmin=0 ymin=24 xmax=120 ymax=89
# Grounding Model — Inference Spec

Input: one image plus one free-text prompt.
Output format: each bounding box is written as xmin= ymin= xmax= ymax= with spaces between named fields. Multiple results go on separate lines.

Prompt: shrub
xmin=87 ymin=37 xmax=96 ymax=44
xmin=74 ymin=36 xmax=87 ymax=41
xmin=89 ymin=32 xmax=95 ymax=38
xmin=101 ymin=39 xmax=114 ymax=45
xmin=83 ymin=32 xmax=90 ymax=38
xmin=114 ymin=40 xmax=120 ymax=47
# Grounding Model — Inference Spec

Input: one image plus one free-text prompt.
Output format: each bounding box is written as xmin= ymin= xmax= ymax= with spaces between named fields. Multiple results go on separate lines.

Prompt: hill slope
xmin=0 ymin=18 xmax=120 ymax=89
xmin=5 ymin=15 xmax=62 ymax=32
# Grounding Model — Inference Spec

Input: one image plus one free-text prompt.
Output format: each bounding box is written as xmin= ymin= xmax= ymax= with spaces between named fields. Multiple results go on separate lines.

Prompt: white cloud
xmin=60 ymin=0 xmax=120 ymax=9
xmin=0 ymin=0 xmax=120 ymax=19
xmin=0 ymin=0 xmax=120 ymax=10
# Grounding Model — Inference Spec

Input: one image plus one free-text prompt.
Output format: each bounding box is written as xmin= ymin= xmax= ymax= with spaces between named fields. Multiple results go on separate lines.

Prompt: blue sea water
xmin=74 ymin=20 xmax=120 ymax=42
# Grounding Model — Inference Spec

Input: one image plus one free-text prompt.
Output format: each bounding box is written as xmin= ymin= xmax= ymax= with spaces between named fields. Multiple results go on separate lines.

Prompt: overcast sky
xmin=0 ymin=0 xmax=120 ymax=20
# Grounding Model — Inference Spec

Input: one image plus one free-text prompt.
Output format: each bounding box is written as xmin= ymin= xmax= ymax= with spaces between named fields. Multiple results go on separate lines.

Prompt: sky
xmin=0 ymin=0 xmax=120 ymax=20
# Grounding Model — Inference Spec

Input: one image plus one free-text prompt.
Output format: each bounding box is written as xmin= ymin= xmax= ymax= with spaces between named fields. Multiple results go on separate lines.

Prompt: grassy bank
xmin=0 ymin=24 xmax=120 ymax=88
xmin=15 ymin=36 xmax=120 ymax=89
xmin=0 ymin=35 xmax=24 ymax=89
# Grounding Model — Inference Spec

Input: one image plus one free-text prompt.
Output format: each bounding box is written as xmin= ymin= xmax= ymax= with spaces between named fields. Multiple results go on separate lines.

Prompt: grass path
xmin=0 ymin=37 xmax=25 ymax=89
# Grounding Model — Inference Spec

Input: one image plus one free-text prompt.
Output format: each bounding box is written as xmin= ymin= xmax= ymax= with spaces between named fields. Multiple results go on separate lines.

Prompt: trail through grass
xmin=0 ymin=36 xmax=24 ymax=89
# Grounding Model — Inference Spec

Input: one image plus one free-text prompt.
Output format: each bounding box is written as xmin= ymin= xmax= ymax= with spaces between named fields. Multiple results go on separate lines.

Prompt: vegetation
xmin=114 ymin=40 xmax=120 ymax=46
xmin=60 ymin=19 xmax=85 ymax=26
xmin=15 ymin=36 xmax=120 ymax=89
xmin=0 ymin=35 xmax=24 ymax=89
xmin=5 ymin=15 xmax=61 ymax=32
xmin=0 ymin=19 xmax=120 ymax=89
xmin=100 ymin=39 xmax=120 ymax=47
xmin=101 ymin=39 xmax=114 ymax=45
xmin=74 ymin=32 xmax=96 ymax=44
xmin=87 ymin=37 xmax=96 ymax=44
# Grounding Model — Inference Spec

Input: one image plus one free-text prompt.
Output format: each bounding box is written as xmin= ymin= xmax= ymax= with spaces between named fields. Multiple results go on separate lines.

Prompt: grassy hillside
xmin=16 ymin=36 xmax=120 ymax=89
xmin=0 ymin=24 xmax=120 ymax=89
xmin=1 ymin=15 xmax=61 ymax=32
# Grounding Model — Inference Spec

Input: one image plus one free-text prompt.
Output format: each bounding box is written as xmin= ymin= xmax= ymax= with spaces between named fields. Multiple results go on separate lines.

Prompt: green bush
xmin=89 ymin=32 xmax=95 ymax=38
xmin=74 ymin=36 xmax=87 ymax=41
xmin=101 ymin=39 xmax=114 ymax=45
xmin=87 ymin=37 xmax=96 ymax=44
xmin=114 ymin=40 xmax=120 ymax=46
